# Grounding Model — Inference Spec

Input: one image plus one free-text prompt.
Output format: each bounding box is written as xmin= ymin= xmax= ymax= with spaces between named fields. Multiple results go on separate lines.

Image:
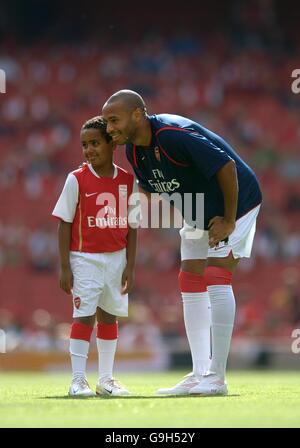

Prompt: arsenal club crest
xmin=154 ymin=146 xmax=161 ymax=162
xmin=74 ymin=297 xmax=81 ymax=309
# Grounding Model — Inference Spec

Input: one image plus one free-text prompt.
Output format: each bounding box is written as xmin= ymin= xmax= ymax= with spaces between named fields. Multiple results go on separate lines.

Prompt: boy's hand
xmin=60 ymin=267 xmax=73 ymax=295
xmin=121 ymin=265 xmax=135 ymax=294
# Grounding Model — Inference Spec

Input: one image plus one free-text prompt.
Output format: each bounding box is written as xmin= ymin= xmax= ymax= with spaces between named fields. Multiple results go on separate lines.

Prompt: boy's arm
xmin=52 ymin=173 xmax=78 ymax=294
xmin=121 ymin=227 xmax=137 ymax=294
xmin=58 ymin=220 xmax=73 ymax=295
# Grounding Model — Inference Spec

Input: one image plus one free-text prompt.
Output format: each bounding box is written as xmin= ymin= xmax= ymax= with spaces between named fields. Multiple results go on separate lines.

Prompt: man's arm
xmin=58 ymin=220 xmax=73 ymax=294
xmin=121 ymin=227 xmax=137 ymax=294
xmin=216 ymin=160 xmax=238 ymax=225
xmin=208 ymin=160 xmax=239 ymax=248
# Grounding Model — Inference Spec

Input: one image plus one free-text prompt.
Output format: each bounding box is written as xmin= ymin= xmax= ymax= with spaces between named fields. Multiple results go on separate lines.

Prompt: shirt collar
xmin=88 ymin=163 xmax=118 ymax=179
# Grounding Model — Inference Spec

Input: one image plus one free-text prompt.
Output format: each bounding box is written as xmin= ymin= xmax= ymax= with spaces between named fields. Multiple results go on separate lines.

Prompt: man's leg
xmin=157 ymin=259 xmax=212 ymax=395
xmin=156 ymin=224 xmax=212 ymax=395
xmin=190 ymin=253 xmax=238 ymax=395
xmin=190 ymin=204 xmax=260 ymax=396
xmin=180 ymin=259 xmax=212 ymax=377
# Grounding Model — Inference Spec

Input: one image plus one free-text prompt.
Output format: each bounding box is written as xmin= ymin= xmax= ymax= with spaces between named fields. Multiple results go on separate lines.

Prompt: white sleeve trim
xmin=52 ymin=173 xmax=79 ymax=223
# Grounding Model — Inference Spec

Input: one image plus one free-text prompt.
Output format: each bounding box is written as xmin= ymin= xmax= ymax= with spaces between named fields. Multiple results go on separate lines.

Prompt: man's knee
xmin=207 ymin=253 xmax=239 ymax=273
xmin=178 ymin=270 xmax=207 ymax=292
xmin=181 ymin=259 xmax=206 ymax=275
xmin=179 ymin=259 xmax=207 ymax=293
xmin=204 ymin=266 xmax=233 ymax=286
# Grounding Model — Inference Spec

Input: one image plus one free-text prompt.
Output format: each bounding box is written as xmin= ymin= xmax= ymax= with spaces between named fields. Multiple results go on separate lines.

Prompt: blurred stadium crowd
xmin=0 ymin=0 xmax=300 ymax=354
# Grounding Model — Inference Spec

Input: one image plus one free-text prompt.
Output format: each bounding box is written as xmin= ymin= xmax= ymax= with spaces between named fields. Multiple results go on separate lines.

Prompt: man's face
xmin=102 ymin=101 xmax=138 ymax=145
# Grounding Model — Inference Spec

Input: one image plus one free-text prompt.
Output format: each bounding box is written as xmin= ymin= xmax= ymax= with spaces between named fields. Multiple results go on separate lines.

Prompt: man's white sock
xmin=179 ymin=271 xmax=212 ymax=377
xmin=205 ymin=267 xmax=236 ymax=381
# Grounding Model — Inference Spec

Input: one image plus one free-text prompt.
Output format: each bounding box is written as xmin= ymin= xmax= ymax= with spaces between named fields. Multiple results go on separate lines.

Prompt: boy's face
xmin=80 ymin=128 xmax=114 ymax=168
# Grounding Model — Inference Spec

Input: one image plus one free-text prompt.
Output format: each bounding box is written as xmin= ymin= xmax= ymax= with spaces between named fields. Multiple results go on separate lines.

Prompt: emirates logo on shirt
xmin=74 ymin=297 xmax=81 ymax=309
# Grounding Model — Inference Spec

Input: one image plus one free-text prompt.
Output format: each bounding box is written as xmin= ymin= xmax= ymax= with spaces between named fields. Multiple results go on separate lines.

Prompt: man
xmin=102 ymin=90 xmax=262 ymax=396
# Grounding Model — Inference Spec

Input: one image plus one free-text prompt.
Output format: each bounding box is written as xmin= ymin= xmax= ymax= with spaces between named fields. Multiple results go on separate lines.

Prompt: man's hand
xmin=121 ymin=265 xmax=135 ymax=294
xmin=208 ymin=216 xmax=235 ymax=248
xmin=60 ymin=266 xmax=73 ymax=294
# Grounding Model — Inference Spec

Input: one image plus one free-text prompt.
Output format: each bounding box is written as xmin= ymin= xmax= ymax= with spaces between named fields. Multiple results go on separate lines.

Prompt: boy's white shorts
xmin=70 ymin=248 xmax=128 ymax=318
xmin=180 ymin=204 xmax=261 ymax=261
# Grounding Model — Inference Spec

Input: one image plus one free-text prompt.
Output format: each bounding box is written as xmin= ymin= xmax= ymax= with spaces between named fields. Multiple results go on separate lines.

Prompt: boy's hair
xmin=81 ymin=116 xmax=112 ymax=143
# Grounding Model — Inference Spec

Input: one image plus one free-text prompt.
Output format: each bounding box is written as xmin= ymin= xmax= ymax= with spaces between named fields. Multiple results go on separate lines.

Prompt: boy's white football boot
xmin=96 ymin=378 xmax=130 ymax=396
xmin=189 ymin=372 xmax=228 ymax=396
xmin=69 ymin=377 xmax=96 ymax=397
xmin=156 ymin=372 xmax=202 ymax=396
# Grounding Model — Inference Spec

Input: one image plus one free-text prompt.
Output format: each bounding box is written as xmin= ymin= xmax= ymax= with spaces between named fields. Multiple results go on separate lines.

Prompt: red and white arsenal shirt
xmin=52 ymin=163 xmax=139 ymax=253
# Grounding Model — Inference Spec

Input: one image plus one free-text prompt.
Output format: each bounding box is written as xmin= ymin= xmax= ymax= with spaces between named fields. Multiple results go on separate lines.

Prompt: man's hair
xmin=106 ymin=89 xmax=147 ymax=115
xmin=81 ymin=116 xmax=112 ymax=142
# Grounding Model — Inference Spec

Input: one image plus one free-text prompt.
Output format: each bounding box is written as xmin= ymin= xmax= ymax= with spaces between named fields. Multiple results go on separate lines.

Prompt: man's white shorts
xmin=70 ymin=248 xmax=128 ymax=318
xmin=180 ymin=204 xmax=261 ymax=261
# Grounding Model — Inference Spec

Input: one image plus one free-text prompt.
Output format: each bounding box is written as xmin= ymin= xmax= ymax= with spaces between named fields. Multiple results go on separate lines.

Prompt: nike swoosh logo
xmin=85 ymin=192 xmax=98 ymax=197
xmin=104 ymin=388 xmax=112 ymax=394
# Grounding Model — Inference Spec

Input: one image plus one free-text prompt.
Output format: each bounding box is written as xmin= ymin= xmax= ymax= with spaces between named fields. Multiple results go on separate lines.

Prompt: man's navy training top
xmin=126 ymin=114 xmax=262 ymax=229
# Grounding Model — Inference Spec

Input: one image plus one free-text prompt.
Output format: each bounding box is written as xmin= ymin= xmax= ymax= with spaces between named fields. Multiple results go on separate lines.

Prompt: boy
xmin=52 ymin=116 xmax=138 ymax=397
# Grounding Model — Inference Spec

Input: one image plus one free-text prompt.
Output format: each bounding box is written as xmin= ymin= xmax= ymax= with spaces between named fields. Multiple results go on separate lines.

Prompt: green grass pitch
xmin=0 ymin=371 xmax=299 ymax=428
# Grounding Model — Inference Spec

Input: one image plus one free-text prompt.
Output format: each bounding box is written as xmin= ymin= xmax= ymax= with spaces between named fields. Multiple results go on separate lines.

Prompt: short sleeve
xmin=158 ymin=130 xmax=233 ymax=180
xmin=52 ymin=173 xmax=79 ymax=223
